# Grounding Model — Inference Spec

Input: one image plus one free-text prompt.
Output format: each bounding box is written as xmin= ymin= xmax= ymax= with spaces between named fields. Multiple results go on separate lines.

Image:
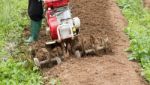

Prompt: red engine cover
xmin=47 ymin=12 xmax=59 ymax=40
xmin=44 ymin=0 xmax=69 ymax=8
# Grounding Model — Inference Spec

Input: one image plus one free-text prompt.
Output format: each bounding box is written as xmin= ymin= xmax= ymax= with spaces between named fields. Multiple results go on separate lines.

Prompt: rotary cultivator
xmin=32 ymin=0 xmax=109 ymax=67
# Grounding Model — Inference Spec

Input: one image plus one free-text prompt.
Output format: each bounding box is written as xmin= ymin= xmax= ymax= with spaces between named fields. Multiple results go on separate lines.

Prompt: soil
xmin=24 ymin=0 xmax=148 ymax=85
xmin=144 ymin=0 xmax=150 ymax=8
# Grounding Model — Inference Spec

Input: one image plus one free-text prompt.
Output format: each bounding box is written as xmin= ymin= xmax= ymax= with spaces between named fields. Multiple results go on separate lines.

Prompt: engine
xmin=44 ymin=0 xmax=80 ymax=41
xmin=44 ymin=0 xmax=69 ymax=8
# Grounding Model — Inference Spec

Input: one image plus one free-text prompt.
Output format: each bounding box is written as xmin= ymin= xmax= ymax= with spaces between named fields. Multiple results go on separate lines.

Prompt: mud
xmin=24 ymin=0 xmax=148 ymax=85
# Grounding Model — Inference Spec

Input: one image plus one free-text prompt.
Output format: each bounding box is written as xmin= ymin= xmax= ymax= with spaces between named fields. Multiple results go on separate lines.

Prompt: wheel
xmin=55 ymin=57 xmax=62 ymax=64
xmin=75 ymin=50 xmax=81 ymax=58
xmin=33 ymin=58 xmax=41 ymax=67
xmin=51 ymin=57 xmax=62 ymax=65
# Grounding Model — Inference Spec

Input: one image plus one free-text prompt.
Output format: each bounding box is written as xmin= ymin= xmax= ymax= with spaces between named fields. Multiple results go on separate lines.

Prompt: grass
xmin=117 ymin=0 xmax=150 ymax=82
xmin=0 ymin=0 xmax=28 ymax=56
xmin=0 ymin=0 xmax=43 ymax=84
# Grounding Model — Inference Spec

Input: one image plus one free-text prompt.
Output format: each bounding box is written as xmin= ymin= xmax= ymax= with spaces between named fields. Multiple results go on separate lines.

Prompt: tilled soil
xmin=25 ymin=0 xmax=148 ymax=85
xmin=144 ymin=0 xmax=150 ymax=8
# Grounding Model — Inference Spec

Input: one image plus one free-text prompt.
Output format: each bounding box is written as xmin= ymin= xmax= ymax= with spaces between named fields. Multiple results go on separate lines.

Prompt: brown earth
xmin=144 ymin=0 xmax=150 ymax=8
xmin=24 ymin=0 xmax=148 ymax=85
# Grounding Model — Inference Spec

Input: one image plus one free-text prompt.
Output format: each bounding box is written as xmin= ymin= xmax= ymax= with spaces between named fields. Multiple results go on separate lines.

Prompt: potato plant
xmin=118 ymin=0 xmax=150 ymax=82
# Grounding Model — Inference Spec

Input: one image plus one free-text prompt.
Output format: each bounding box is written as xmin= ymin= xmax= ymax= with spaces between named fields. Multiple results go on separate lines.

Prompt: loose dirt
xmin=24 ymin=0 xmax=148 ymax=85
xmin=144 ymin=0 xmax=150 ymax=8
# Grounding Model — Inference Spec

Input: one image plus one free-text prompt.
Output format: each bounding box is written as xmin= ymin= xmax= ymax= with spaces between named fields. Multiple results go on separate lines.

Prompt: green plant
xmin=117 ymin=0 xmax=150 ymax=82
xmin=49 ymin=78 xmax=61 ymax=85
xmin=0 ymin=0 xmax=43 ymax=84
xmin=0 ymin=0 xmax=28 ymax=55
xmin=0 ymin=59 xmax=43 ymax=85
